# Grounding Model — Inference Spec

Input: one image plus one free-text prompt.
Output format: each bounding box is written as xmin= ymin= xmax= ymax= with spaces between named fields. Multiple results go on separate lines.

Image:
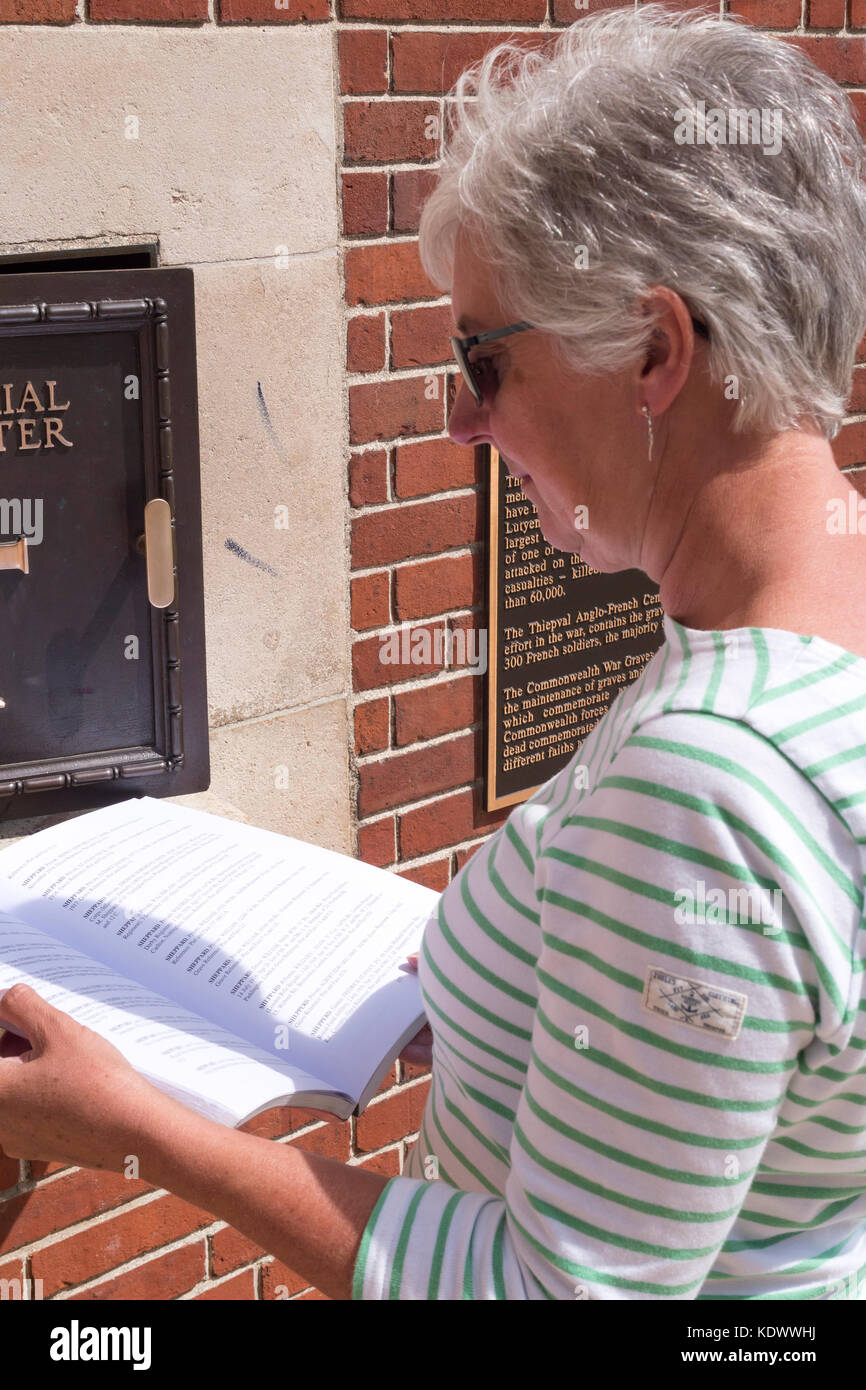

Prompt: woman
xmin=2 ymin=5 xmax=866 ymax=1300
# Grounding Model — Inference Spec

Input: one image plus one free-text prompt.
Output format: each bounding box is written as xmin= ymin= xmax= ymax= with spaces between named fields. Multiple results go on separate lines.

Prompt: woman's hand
xmin=0 ymin=983 xmax=170 ymax=1170
xmin=398 ymin=954 xmax=433 ymax=1067
xmin=0 ymin=955 xmax=434 ymax=1164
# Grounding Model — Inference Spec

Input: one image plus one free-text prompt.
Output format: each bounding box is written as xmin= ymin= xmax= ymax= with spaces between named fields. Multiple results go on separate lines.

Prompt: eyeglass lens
xmin=451 ymin=338 xmax=482 ymax=404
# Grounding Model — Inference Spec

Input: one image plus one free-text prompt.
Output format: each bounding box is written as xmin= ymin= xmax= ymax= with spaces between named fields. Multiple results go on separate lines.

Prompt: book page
xmin=0 ymin=913 xmax=337 ymax=1127
xmin=0 ymin=797 xmax=436 ymax=1099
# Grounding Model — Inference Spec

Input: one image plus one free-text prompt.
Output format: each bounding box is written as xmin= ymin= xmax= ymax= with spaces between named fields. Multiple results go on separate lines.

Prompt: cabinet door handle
xmin=142 ymin=498 xmax=175 ymax=609
xmin=0 ymin=537 xmax=28 ymax=574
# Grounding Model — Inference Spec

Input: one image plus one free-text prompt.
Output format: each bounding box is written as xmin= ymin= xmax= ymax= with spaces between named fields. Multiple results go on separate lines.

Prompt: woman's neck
xmin=653 ymin=443 xmax=866 ymax=655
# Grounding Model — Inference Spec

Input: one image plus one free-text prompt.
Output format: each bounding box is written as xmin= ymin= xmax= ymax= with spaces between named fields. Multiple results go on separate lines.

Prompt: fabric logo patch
xmin=642 ymin=967 xmax=747 ymax=1041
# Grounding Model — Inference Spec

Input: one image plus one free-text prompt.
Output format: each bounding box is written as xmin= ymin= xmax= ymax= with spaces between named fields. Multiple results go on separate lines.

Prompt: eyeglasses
xmin=450 ymin=315 xmax=710 ymax=406
xmin=450 ymin=321 xmax=534 ymax=406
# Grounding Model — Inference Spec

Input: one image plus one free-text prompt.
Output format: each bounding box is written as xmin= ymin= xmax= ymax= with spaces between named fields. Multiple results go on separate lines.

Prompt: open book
xmin=0 ymin=797 xmax=439 ymax=1126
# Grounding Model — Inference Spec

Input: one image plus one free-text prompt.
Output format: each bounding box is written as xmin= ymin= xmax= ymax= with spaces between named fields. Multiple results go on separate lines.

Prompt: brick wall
xmin=1 ymin=0 xmax=865 ymax=1302
xmin=342 ymin=0 xmax=866 ymax=906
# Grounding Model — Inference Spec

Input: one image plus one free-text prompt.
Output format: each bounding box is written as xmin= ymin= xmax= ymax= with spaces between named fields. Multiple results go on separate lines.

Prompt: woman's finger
xmin=0 ymin=983 xmax=53 ymax=1055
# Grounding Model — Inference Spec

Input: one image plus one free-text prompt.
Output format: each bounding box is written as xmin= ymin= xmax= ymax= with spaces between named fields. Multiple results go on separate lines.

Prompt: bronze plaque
xmin=486 ymin=446 xmax=664 ymax=811
xmin=0 ymin=267 xmax=209 ymax=820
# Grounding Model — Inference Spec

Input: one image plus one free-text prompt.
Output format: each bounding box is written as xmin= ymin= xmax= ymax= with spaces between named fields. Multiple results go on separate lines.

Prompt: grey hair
xmin=419 ymin=3 xmax=866 ymax=441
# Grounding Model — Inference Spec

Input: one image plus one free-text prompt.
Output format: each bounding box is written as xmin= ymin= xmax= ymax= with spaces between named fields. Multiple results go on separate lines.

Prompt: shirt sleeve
xmin=352 ymin=712 xmax=860 ymax=1299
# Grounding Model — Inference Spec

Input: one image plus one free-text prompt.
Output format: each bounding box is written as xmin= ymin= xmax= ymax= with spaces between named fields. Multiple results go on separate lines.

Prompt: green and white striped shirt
xmin=353 ymin=613 xmax=866 ymax=1300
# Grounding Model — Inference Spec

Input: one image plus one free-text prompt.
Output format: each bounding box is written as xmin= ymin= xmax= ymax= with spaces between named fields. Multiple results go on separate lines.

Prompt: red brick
xmin=350 ymin=375 xmax=444 ymax=444
xmin=262 ymin=1259 xmax=310 ymax=1299
xmin=392 ymin=29 xmax=551 ymax=94
xmin=351 ymin=493 xmax=480 ymax=568
xmin=294 ymin=1285 xmax=330 ymax=1298
xmin=195 ymin=1269 xmax=256 ymax=1299
xmin=852 ymin=0 xmax=866 ymax=28
xmin=342 ymin=171 xmax=388 ymax=238
xmin=391 ymin=303 xmax=454 ymax=370
xmin=846 ymin=467 xmax=866 ymax=498
xmin=349 ymin=448 xmax=389 ymax=507
xmin=807 ymin=0 xmax=844 ymax=24
xmin=0 ymin=0 xmax=74 ymax=17
xmin=250 ymin=1112 xmax=353 ymax=1145
xmin=239 ymin=1107 xmax=304 ymax=1140
xmin=345 ymin=99 xmax=440 ymax=164
xmin=353 ymin=1147 xmax=402 ymax=1178
xmin=355 ymin=625 xmax=435 ymax=694
xmin=846 ymin=365 xmax=866 ymax=413
xmin=342 ymin=0 xmax=545 ymax=18
xmin=358 ymin=732 xmax=476 ymax=816
xmin=0 ymin=1169 xmax=150 ymax=1256
xmin=345 ymin=240 xmax=439 ymax=307
xmin=67 ymin=1242 xmax=205 ymax=1301
xmin=348 ymin=312 xmax=386 ymax=373
xmin=355 ymin=694 xmax=390 ymax=754
xmin=0 ymin=1257 xmax=26 ymax=1296
xmin=551 ymin=0 xmax=636 ymax=20
xmin=394 ymin=552 xmax=477 ymax=619
xmin=392 ymin=168 xmax=440 ymax=233
xmin=0 ymin=1155 xmax=19 ymax=1192
xmin=400 ymin=1057 xmax=432 ymax=1081
xmin=31 ymin=1194 xmax=213 ymax=1296
xmin=219 ymin=0 xmax=329 ymax=18
xmin=211 ymin=1226 xmax=267 ymax=1279
xmin=90 ymin=0 xmax=206 ymax=17
xmin=397 ymin=857 xmax=450 ymax=890
xmin=355 ymin=1081 xmax=430 ymax=1152
xmin=27 ymin=1160 xmax=70 ymax=1181
xmin=351 ymin=572 xmax=390 ymax=632
xmin=400 ymin=786 xmax=507 ymax=859
xmin=357 ymin=815 xmax=396 ymax=866
xmin=448 ymin=612 xmax=487 ymax=672
xmin=728 ymin=0 xmax=801 ymax=25
xmin=455 ymin=839 xmax=486 ymax=870
xmin=395 ymin=437 xmax=480 ymax=498
xmin=290 ymin=1122 xmax=352 ymax=1162
xmin=376 ymin=1064 xmax=398 ymax=1095
xmin=395 ymin=673 xmax=479 ymax=744
xmin=339 ymin=27 xmax=388 ymax=94
xmin=239 ymin=1107 xmax=350 ymax=1141
xmin=832 ymin=420 xmax=866 ymax=469
xmin=785 ymin=34 xmax=866 ymax=82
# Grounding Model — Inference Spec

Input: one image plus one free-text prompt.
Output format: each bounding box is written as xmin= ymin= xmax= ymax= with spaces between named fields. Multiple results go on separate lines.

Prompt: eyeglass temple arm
xmin=461 ymin=316 xmax=707 ymax=349
xmin=470 ymin=321 xmax=534 ymax=347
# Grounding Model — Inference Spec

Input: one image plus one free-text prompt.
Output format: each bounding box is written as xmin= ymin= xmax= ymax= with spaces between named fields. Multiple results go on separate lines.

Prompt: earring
xmin=642 ymin=405 xmax=654 ymax=465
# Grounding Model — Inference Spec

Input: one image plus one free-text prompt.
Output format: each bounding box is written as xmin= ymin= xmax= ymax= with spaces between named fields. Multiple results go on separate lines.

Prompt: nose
xmin=448 ymin=377 xmax=492 ymax=447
